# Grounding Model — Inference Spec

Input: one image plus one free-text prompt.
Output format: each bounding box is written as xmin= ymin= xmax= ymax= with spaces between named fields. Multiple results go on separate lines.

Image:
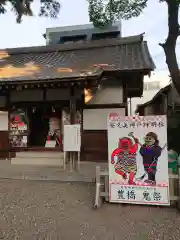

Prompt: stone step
xmin=16 ymin=151 xmax=64 ymax=159
xmin=11 ymin=157 xmax=64 ymax=166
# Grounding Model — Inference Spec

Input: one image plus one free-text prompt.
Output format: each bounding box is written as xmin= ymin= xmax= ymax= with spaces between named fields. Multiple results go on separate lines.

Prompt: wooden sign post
xmin=63 ymin=124 xmax=81 ymax=171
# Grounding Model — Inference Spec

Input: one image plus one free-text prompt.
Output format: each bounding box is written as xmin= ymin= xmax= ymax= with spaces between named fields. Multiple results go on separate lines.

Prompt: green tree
xmin=0 ymin=0 xmax=60 ymax=23
xmin=0 ymin=0 xmax=180 ymax=97
xmin=88 ymin=0 xmax=180 ymax=95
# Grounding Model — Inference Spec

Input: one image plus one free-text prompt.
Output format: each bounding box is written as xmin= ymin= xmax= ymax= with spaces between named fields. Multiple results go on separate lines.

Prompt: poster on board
xmin=9 ymin=135 xmax=27 ymax=147
xmin=63 ymin=124 xmax=81 ymax=152
xmin=108 ymin=114 xmax=169 ymax=206
xmin=9 ymin=109 xmax=28 ymax=135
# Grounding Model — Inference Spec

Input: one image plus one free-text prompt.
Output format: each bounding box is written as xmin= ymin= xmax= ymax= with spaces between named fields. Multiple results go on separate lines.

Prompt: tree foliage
xmin=88 ymin=0 xmax=180 ymax=97
xmin=88 ymin=0 xmax=180 ymax=152
xmin=88 ymin=0 xmax=148 ymax=27
xmin=0 ymin=0 xmax=60 ymax=23
xmin=1 ymin=0 xmax=180 ymax=97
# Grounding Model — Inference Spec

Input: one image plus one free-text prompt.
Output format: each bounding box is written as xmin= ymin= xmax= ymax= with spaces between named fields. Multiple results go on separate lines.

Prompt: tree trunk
xmin=162 ymin=0 xmax=180 ymax=94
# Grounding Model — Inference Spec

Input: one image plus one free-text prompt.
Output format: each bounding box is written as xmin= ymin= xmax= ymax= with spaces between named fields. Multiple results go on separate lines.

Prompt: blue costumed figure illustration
xmin=136 ymin=132 xmax=165 ymax=185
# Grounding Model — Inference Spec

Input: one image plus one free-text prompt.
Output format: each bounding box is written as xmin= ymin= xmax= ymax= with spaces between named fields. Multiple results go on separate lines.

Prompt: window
xmin=143 ymin=82 xmax=160 ymax=91
xmin=91 ymin=31 xmax=120 ymax=40
xmin=60 ymin=35 xmax=87 ymax=44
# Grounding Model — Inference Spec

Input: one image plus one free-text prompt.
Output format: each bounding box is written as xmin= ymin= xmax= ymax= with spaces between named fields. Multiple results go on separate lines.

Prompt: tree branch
xmin=159 ymin=43 xmax=165 ymax=48
xmin=166 ymin=0 xmax=179 ymax=46
xmin=162 ymin=0 xmax=180 ymax=94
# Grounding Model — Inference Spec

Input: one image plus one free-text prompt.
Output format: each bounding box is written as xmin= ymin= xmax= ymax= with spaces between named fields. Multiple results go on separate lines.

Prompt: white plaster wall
xmin=0 ymin=111 xmax=8 ymax=130
xmin=87 ymin=86 xmax=123 ymax=105
xmin=83 ymin=108 xmax=125 ymax=130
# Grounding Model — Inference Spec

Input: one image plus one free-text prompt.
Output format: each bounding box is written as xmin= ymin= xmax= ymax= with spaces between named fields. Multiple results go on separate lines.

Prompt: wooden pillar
xmin=69 ymin=84 xmax=77 ymax=171
xmin=6 ymin=91 xmax=11 ymax=159
xmin=69 ymin=84 xmax=76 ymax=124
xmin=80 ymin=87 xmax=84 ymax=162
xmin=80 ymin=86 xmax=84 ymax=133
xmin=123 ymin=82 xmax=128 ymax=116
xmin=178 ymin=162 xmax=180 ymax=210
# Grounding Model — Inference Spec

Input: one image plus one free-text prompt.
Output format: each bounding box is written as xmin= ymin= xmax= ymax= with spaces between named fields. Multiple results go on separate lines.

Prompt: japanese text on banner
xmin=111 ymin=184 xmax=169 ymax=205
xmin=109 ymin=119 xmax=165 ymax=129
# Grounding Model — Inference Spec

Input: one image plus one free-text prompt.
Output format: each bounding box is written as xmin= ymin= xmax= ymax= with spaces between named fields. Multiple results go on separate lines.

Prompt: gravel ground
xmin=0 ymin=180 xmax=180 ymax=240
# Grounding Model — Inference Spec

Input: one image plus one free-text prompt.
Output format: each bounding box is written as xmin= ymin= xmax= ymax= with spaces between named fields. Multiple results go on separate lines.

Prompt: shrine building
xmin=0 ymin=22 xmax=155 ymax=164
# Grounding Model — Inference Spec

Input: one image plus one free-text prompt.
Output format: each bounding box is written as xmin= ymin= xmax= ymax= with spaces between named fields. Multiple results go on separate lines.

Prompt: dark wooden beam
xmin=0 ymin=76 xmax=99 ymax=88
xmin=84 ymin=103 xmax=126 ymax=109
xmin=43 ymin=88 xmax=46 ymax=101
xmin=9 ymin=100 xmax=70 ymax=108
xmin=122 ymin=82 xmax=128 ymax=116
xmin=80 ymin=87 xmax=84 ymax=133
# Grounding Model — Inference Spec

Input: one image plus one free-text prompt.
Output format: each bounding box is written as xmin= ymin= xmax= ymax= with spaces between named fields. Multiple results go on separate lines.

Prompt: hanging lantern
xmin=84 ymin=88 xmax=93 ymax=103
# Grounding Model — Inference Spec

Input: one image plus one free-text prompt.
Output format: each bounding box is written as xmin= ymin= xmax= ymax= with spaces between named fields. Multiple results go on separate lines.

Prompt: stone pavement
xmin=0 ymin=160 xmax=108 ymax=182
xmin=1 ymin=179 xmax=180 ymax=240
xmin=0 ymin=161 xmax=180 ymax=239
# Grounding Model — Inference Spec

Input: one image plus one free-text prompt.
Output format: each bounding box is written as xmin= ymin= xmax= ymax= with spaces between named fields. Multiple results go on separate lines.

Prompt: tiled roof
xmin=0 ymin=34 xmax=155 ymax=83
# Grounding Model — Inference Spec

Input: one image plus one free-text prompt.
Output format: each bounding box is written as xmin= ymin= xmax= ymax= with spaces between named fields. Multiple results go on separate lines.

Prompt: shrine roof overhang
xmin=0 ymin=34 xmax=155 ymax=85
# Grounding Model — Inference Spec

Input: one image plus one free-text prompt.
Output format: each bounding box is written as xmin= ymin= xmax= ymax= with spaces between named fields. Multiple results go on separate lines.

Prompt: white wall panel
xmin=0 ymin=111 xmax=8 ymax=130
xmin=83 ymin=108 xmax=125 ymax=130
xmin=87 ymin=87 xmax=123 ymax=105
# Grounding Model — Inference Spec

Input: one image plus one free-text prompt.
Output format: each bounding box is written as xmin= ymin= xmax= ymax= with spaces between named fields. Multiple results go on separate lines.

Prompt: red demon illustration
xmin=111 ymin=137 xmax=138 ymax=185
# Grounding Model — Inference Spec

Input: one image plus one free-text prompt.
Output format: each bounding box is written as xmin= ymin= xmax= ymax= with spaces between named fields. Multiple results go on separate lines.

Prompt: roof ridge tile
xmin=0 ymin=34 xmax=144 ymax=55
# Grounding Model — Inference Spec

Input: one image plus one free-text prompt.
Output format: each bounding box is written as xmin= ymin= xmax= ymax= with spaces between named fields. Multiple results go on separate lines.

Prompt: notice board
xmin=63 ymin=124 xmax=81 ymax=152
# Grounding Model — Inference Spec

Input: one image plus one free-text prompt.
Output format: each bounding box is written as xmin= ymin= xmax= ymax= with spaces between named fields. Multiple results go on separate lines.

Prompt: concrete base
xmin=11 ymin=151 xmax=64 ymax=166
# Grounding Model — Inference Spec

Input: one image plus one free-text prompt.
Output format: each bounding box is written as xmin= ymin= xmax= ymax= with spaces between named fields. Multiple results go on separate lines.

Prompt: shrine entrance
xmin=9 ymin=101 xmax=82 ymax=150
xmin=27 ymin=106 xmax=50 ymax=147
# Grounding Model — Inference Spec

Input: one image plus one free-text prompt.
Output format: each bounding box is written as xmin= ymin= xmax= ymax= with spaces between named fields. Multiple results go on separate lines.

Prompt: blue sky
xmin=0 ymin=0 xmax=179 ymax=74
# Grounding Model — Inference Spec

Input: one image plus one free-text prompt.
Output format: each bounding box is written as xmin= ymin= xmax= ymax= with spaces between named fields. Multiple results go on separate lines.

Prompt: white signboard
xmin=0 ymin=111 xmax=8 ymax=130
xmin=108 ymin=114 xmax=169 ymax=206
xmin=63 ymin=124 xmax=81 ymax=152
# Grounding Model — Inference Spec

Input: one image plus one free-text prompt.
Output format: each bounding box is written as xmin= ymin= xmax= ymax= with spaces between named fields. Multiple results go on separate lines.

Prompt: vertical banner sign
xmin=108 ymin=114 xmax=169 ymax=206
xmin=63 ymin=124 xmax=81 ymax=152
xmin=9 ymin=109 xmax=28 ymax=147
